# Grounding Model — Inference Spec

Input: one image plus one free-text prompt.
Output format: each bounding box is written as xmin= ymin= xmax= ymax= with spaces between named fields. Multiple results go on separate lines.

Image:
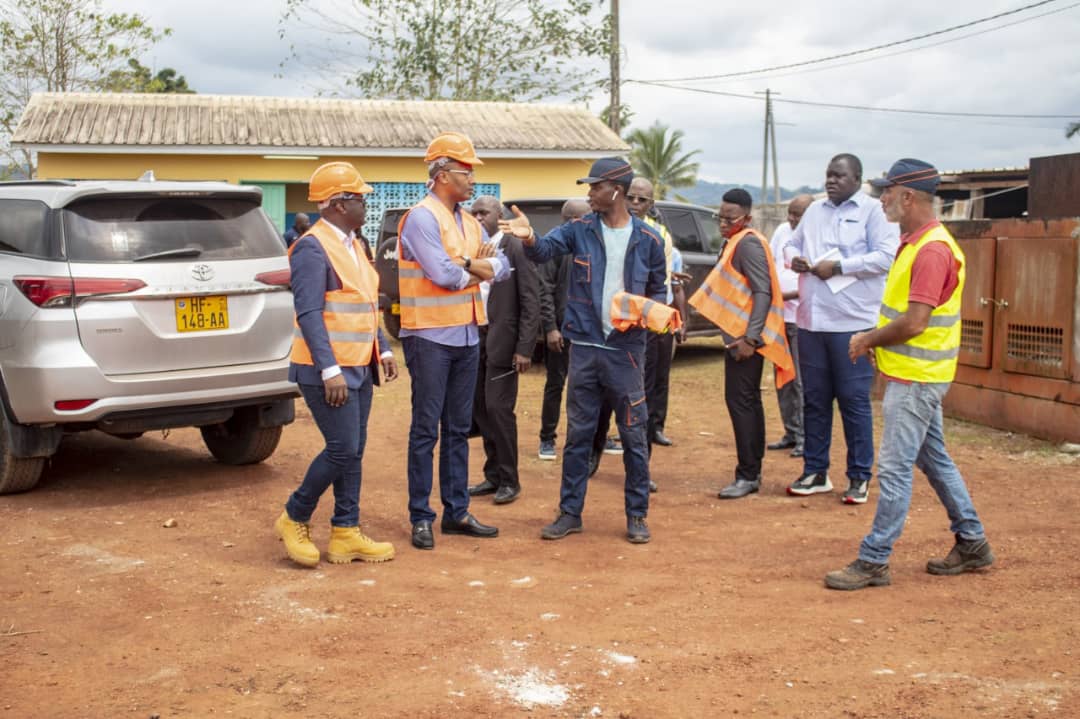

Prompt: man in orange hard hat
xmin=275 ymin=161 xmax=399 ymax=568
xmin=397 ymin=132 xmax=509 ymax=550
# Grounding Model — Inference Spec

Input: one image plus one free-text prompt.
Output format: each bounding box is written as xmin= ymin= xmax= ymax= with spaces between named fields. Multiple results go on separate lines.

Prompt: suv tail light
xmin=255 ymin=269 xmax=291 ymax=288
xmin=14 ymin=276 xmax=147 ymax=308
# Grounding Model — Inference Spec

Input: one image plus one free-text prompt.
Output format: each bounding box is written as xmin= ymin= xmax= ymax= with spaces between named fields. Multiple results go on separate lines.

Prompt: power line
xmin=681 ymin=1 xmax=1080 ymax=86
xmin=628 ymin=80 xmax=1078 ymax=120
xmin=635 ymin=0 xmax=1065 ymax=84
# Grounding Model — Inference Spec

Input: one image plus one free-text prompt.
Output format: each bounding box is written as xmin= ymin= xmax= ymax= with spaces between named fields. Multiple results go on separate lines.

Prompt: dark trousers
xmin=725 ymin=350 xmax=766 ymax=482
xmin=774 ymin=322 xmax=804 ymax=446
xmin=644 ymin=330 xmax=674 ymax=438
xmin=473 ymin=335 xmax=520 ymax=491
xmin=798 ymin=328 xmax=875 ymax=482
xmin=561 ymin=344 xmax=650 ymax=519
xmin=402 ymin=335 xmax=479 ymax=525
xmin=539 ymin=343 xmax=569 ymax=443
xmin=286 ymin=379 xmax=373 ymax=527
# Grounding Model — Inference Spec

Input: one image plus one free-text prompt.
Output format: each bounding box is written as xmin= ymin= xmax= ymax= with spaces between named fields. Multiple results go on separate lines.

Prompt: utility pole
xmin=755 ymin=88 xmax=782 ymax=205
xmin=608 ymin=0 xmax=621 ymax=135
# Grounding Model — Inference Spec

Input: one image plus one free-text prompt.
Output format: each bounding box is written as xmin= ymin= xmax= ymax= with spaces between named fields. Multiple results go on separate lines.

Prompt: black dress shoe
xmin=441 ymin=513 xmax=499 ymax=538
xmin=411 ymin=520 xmax=434 ymax=550
xmin=652 ymin=430 xmax=673 ymax=446
xmin=493 ymin=485 xmax=520 ymax=505
xmin=767 ymin=438 xmax=797 ymax=451
xmin=468 ymin=479 xmax=498 ymax=497
xmin=718 ymin=478 xmax=761 ymax=499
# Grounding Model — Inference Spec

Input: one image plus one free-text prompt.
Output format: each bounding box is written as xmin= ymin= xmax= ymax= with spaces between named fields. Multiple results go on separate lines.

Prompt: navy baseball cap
xmin=870 ymin=158 xmax=941 ymax=193
xmin=577 ymin=157 xmax=634 ymax=186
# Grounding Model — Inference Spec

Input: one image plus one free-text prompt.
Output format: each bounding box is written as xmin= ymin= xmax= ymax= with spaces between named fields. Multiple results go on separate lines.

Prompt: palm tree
xmin=626 ymin=122 xmax=701 ymax=200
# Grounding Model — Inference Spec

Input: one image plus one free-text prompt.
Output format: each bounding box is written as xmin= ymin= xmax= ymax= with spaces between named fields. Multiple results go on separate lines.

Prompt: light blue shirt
xmin=783 ymin=191 xmax=899 ymax=332
xmin=398 ymin=193 xmax=509 ymax=346
xmin=668 ymin=247 xmax=683 ymax=304
xmin=600 ymin=220 xmax=632 ymax=339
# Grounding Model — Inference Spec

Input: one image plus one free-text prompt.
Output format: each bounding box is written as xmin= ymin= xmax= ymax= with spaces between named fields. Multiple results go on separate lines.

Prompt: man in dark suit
xmin=467 ymin=195 xmax=541 ymax=504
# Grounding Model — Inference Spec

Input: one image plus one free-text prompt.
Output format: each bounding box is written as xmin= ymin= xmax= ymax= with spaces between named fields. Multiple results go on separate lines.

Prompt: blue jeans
xmin=859 ymin=381 xmax=986 ymax=564
xmin=285 ymin=379 xmax=373 ymax=527
xmin=561 ymin=343 xmax=650 ymax=519
xmin=402 ymin=336 xmax=479 ymax=525
xmin=799 ymin=328 xmax=875 ymax=481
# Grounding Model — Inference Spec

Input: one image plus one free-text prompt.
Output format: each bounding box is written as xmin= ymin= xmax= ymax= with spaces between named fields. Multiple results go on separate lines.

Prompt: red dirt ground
xmin=2 ymin=340 xmax=1077 ymax=718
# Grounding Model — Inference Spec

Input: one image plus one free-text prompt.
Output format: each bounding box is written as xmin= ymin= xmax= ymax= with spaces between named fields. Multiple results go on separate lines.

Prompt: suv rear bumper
xmin=4 ymin=359 xmax=298 ymax=425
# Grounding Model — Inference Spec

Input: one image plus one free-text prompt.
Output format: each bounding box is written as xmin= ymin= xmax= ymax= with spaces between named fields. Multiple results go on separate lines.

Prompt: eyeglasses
xmin=626 ymin=195 xmax=652 ymax=203
xmin=446 ymin=169 xmax=475 ymax=179
xmin=717 ymin=214 xmax=746 ymax=225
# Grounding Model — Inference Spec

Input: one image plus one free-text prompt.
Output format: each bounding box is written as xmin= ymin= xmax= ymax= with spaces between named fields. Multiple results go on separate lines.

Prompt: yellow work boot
xmin=326 ymin=525 xmax=395 ymax=564
xmin=274 ymin=510 xmax=320 ymax=568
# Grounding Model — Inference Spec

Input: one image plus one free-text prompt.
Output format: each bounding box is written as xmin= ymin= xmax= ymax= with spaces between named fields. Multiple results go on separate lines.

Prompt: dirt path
xmin=2 ymin=340 xmax=1077 ymax=718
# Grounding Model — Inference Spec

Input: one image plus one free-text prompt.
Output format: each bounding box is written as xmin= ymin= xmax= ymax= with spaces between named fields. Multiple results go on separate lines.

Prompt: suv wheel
xmin=0 ymin=414 xmax=46 ymax=494
xmin=200 ymin=408 xmax=283 ymax=466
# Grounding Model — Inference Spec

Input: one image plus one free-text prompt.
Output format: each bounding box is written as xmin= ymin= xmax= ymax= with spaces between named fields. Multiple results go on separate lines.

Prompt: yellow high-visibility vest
xmin=875 ymin=223 xmax=965 ymax=383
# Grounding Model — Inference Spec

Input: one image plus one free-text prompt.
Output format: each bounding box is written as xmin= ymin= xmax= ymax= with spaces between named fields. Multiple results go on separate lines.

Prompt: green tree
xmin=626 ymin=122 xmax=701 ymax=200
xmin=105 ymin=58 xmax=195 ymax=94
xmin=1067 ymin=122 xmax=1080 ymax=139
xmin=0 ymin=0 xmax=167 ymax=173
xmin=280 ymin=0 xmax=609 ymax=102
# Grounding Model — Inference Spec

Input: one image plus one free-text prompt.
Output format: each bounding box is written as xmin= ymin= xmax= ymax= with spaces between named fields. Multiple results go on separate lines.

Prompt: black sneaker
xmin=626 ymin=516 xmax=651 ymax=544
xmin=926 ymin=535 xmax=994 ymax=575
xmin=824 ymin=559 xmax=891 ymax=590
xmin=787 ymin=472 xmax=833 ymax=496
xmin=842 ymin=479 xmax=869 ymax=504
xmin=541 ymin=512 xmax=583 ymax=540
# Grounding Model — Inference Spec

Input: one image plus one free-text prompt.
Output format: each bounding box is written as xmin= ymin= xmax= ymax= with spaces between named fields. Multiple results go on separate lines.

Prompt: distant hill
xmin=673 ymin=179 xmax=822 ymax=208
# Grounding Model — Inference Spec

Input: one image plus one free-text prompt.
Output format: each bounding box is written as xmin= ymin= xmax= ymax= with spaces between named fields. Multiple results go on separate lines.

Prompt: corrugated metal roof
xmin=13 ymin=92 xmax=629 ymax=156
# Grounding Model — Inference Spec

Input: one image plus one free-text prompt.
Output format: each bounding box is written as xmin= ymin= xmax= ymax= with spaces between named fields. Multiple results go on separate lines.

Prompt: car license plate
xmin=175 ymin=296 xmax=229 ymax=332
xmin=391 ymin=302 xmax=400 ymax=315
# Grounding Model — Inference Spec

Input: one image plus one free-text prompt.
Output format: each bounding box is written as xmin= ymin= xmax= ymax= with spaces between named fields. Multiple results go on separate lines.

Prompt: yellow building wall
xmin=36 ymin=153 xmax=594 ymax=203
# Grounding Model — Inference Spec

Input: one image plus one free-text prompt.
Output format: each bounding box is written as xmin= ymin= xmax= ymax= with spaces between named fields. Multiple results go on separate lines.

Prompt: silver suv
xmin=0 ymin=178 xmax=299 ymax=493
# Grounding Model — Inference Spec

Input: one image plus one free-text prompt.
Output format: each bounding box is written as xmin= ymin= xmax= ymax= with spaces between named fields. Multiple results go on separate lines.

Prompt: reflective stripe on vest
xmin=610 ymin=291 xmax=683 ymax=333
xmin=396 ymin=195 xmax=487 ymax=329
xmin=289 ymin=219 xmax=380 ymax=368
xmin=687 ymin=228 xmax=796 ymax=387
xmin=874 ymin=224 xmax=966 ymax=383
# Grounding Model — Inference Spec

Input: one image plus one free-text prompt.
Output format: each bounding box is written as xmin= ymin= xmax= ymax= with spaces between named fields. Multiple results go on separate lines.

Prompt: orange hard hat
xmin=424 ymin=131 xmax=484 ymax=166
xmin=307 ymin=162 xmax=374 ymax=202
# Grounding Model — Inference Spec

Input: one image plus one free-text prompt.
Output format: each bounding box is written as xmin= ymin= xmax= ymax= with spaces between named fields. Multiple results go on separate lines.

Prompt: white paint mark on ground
xmin=872 ymin=668 xmax=896 ymax=676
xmin=605 ymin=651 xmax=637 ymax=665
xmin=468 ymin=580 xmax=485 ymax=587
xmin=358 ymin=579 xmax=376 ymax=587
xmin=492 ymin=668 xmax=569 ymax=708
xmin=540 ymin=613 xmax=560 ymax=621
xmin=510 ymin=576 xmax=536 ymax=588
xmin=61 ymin=544 xmax=145 ymax=573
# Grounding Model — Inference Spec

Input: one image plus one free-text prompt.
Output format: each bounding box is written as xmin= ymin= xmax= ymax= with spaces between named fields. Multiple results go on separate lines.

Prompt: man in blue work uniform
xmin=500 ymin=158 xmax=667 ymax=544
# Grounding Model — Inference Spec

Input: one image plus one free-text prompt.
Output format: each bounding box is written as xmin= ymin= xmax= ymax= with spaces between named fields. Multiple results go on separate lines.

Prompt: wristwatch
xmin=463 ymin=256 xmax=472 ymax=270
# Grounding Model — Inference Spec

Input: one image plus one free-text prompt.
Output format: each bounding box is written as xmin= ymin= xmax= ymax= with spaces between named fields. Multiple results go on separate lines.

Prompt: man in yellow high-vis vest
xmin=825 ymin=159 xmax=993 ymax=591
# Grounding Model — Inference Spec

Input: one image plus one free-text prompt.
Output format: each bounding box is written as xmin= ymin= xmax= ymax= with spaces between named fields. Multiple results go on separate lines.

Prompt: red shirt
xmin=897 ymin=220 xmax=960 ymax=308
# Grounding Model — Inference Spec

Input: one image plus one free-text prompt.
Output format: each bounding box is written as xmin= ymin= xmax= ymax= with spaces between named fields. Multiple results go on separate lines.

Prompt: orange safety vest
xmin=397 ymin=195 xmax=487 ymax=329
xmin=289 ymin=219 xmax=380 ymax=368
xmin=688 ymin=228 xmax=796 ymax=387
xmin=610 ymin=291 xmax=683 ymax=334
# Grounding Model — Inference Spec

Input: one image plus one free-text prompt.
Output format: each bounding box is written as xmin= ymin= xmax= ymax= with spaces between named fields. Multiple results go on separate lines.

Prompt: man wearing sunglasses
xmin=397 ymin=132 xmax=509 ymax=551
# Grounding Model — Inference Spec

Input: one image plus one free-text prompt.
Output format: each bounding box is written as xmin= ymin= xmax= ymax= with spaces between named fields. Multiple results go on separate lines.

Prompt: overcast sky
xmin=106 ymin=0 xmax=1080 ymax=188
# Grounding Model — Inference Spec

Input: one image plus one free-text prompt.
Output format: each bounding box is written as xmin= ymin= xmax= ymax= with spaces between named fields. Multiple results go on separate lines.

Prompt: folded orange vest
xmin=610 ymin=291 xmax=683 ymax=334
xmin=688 ymin=228 xmax=796 ymax=387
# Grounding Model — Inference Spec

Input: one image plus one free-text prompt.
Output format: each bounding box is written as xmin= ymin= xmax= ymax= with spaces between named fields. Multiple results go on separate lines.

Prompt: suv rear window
xmin=62 ymin=196 xmax=285 ymax=262
xmin=0 ymin=199 xmax=50 ymax=257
